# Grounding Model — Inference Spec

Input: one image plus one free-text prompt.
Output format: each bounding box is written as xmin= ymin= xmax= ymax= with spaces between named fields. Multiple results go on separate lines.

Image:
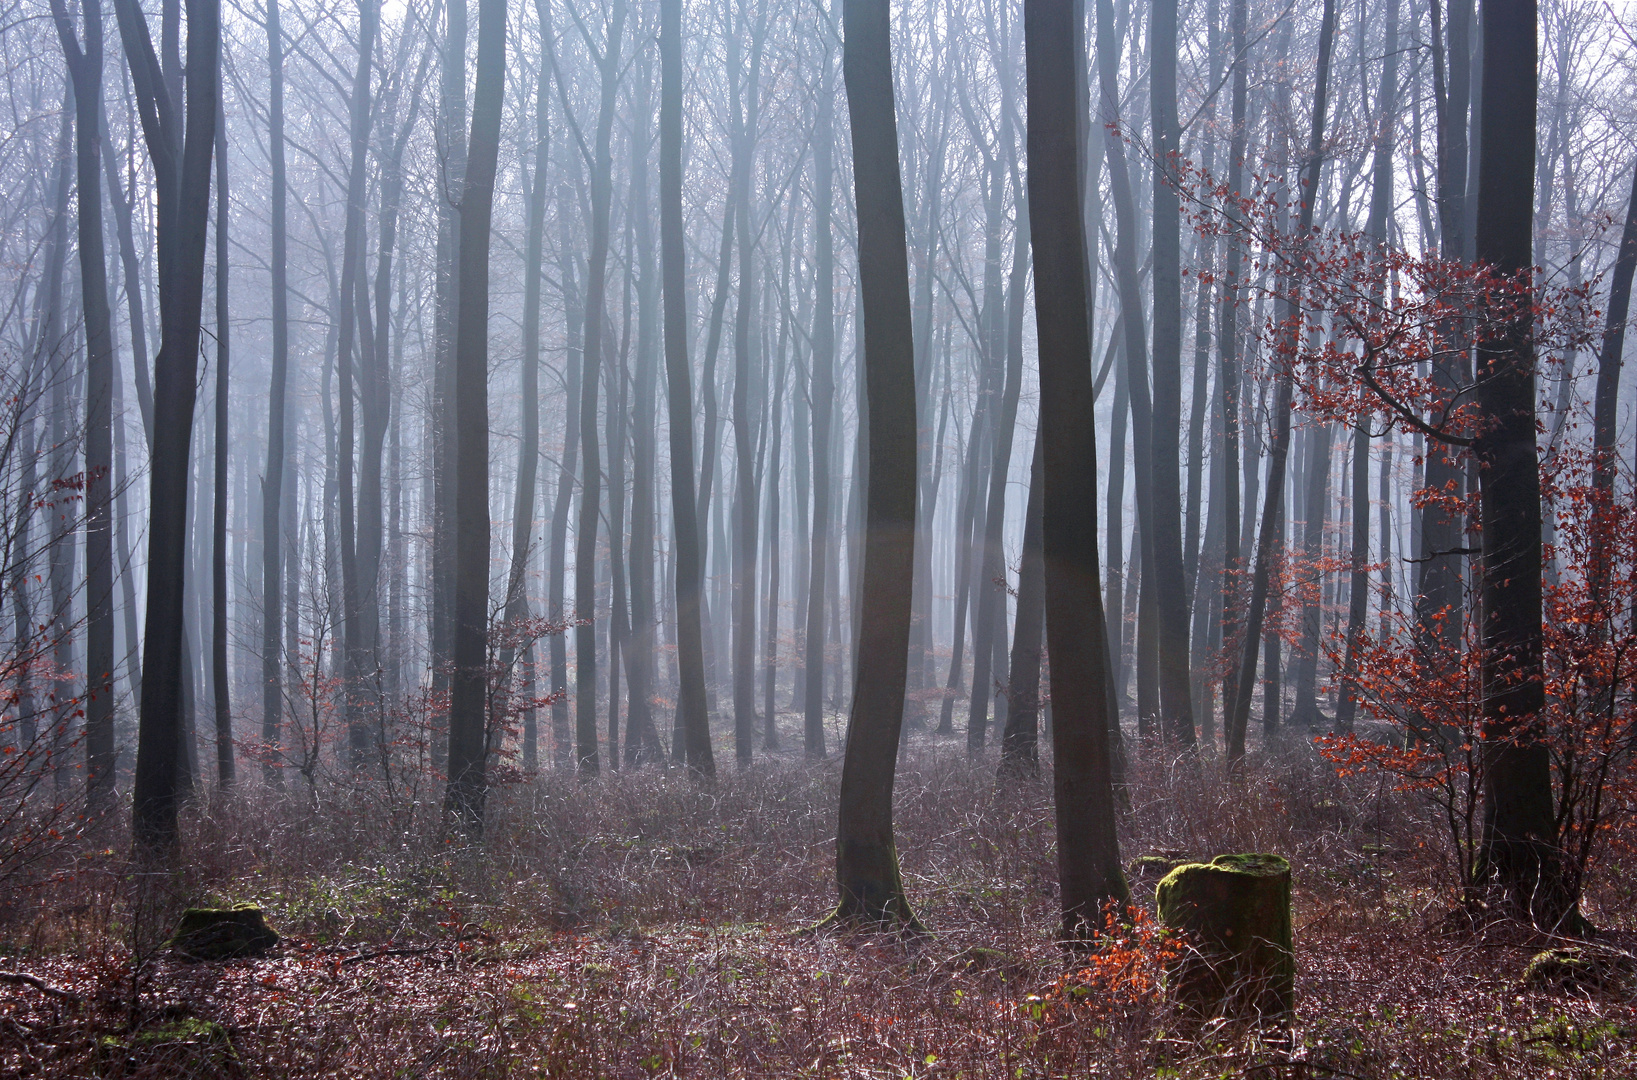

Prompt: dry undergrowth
xmin=1 ymin=734 xmax=1633 ymax=1077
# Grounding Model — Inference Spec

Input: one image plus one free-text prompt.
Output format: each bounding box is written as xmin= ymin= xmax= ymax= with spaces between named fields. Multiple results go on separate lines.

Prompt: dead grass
xmin=1 ymin=733 xmax=1632 ymax=1078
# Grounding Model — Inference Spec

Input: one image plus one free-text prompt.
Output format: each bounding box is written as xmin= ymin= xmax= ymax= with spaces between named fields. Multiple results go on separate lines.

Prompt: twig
xmin=340 ymin=944 xmax=442 ymax=966
xmin=0 ymin=969 xmax=79 ymax=1001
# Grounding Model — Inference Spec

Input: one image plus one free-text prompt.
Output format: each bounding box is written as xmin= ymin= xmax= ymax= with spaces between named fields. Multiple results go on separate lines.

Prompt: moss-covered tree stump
xmin=169 ymin=904 xmax=280 ymax=961
xmin=1155 ymin=853 xmax=1293 ymax=1020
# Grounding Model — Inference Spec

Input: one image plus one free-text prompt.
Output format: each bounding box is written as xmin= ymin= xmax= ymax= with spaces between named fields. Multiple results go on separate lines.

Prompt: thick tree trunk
xmin=1473 ymin=0 xmax=1574 ymax=930
xmin=444 ymin=0 xmax=504 ymax=829
xmin=1026 ymin=0 xmax=1128 ymax=943
xmin=118 ymin=0 xmax=220 ymax=853
xmin=830 ymin=0 xmax=919 ymax=928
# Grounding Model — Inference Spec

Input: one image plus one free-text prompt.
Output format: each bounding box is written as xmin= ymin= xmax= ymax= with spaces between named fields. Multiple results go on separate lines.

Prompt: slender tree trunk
xmin=118 ymin=0 xmax=220 ymax=853
xmin=504 ymin=39 xmax=549 ymax=772
xmin=999 ymin=434 xmax=1044 ymax=775
xmin=1027 ymin=0 xmax=1127 ymax=943
xmin=260 ymin=0 xmax=287 ymax=783
xmin=623 ymin=69 xmax=661 ymax=767
xmin=660 ymin=0 xmax=713 ymax=775
xmin=444 ymin=0 xmax=504 ymax=829
xmin=211 ymin=97 xmax=233 ymax=786
xmin=1147 ymin=0 xmax=1194 ymax=746
xmin=52 ymin=0 xmax=117 ymax=805
xmin=967 ymin=189 xmax=1030 ymax=751
xmin=1225 ymin=0 xmax=1335 ymax=769
xmin=575 ymin=0 xmax=626 ymax=776
xmin=802 ymin=43 xmax=836 ymax=759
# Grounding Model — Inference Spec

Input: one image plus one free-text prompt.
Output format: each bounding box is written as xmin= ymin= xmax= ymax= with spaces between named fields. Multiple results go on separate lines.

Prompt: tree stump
xmin=169 ymin=904 xmax=280 ymax=961
xmin=1155 ymin=853 xmax=1293 ymax=1021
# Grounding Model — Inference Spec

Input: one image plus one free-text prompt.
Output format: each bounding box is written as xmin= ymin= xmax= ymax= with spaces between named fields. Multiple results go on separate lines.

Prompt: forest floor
xmin=1 ymin=732 xmax=1634 ymax=1078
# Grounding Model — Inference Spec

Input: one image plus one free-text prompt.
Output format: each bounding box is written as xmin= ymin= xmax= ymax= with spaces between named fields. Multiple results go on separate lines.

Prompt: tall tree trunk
xmin=1473 ymin=0 xmax=1573 ymax=930
xmin=117 ymin=0 xmax=220 ymax=853
xmin=1225 ymin=0 xmax=1336 ymax=768
xmin=623 ymin=69 xmax=661 ymax=767
xmin=829 ymin=0 xmax=919 ymax=929
xmin=1589 ymin=159 xmax=1637 ymax=610
xmin=575 ymin=0 xmax=626 ymax=776
xmin=505 ymin=36 xmax=549 ymax=771
xmin=967 ymin=188 xmax=1030 ymax=751
xmin=659 ymin=0 xmax=713 ymax=775
xmin=1215 ymin=0 xmax=1248 ymax=736
xmin=1147 ymin=0 xmax=1195 ymax=746
xmin=999 ymin=434 xmax=1044 ymax=774
xmin=52 ymin=0 xmax=117 ymax=805
xmin=444 ymin=0 xmax=504 ymax=829
xmin=211 ymin=97 xmax=233 ymax=786
xmin=430 ymin=0 xmax=469 ymax=763
xmin=802 ymin=41 xmax=836 ymax=759
xmin=1027 ymin=0 xmax=1128 ymax=942
xmin=335 ymin=0 xmax=379 ymax=768
xmin=260 ymin=0 xmax=287 ymax=783
xmin=1094 ymin=0 xmax=1158 ymax=736
xmin=1337 ymin=0 xmax=1400 ymax=733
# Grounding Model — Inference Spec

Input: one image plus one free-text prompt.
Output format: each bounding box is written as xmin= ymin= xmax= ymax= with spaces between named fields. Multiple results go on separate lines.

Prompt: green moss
xmin=1522 ymin=948 xmax=1635 ymax=994
xmin=169 ymin=903 xmax=280 ymax=961
xmin=1155 ymin=852 xmax=1293 ymax=1021
xmin=97 ymin=1017 xmax=236 ymax=1076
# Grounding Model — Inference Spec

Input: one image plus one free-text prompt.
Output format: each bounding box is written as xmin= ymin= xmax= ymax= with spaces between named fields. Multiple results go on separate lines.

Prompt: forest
xmin=0 ymin=0 xmax=1635 ymax=1072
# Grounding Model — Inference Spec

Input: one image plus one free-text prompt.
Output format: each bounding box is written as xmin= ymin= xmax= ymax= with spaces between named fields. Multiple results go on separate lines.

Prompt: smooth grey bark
xmin=259 ymin=0 xmax=287 ymax=782
xmin=1472 ymin=0 xmax=1574 ymax=930
xmin=802 ymin=38 xmax=836 ymax=759
xmin=51 ymin=0 xmax=117 ymax=805
xmin=623 ymin=68 xmax=661 ymax=767
xmin=967 ymin=188 xmax=1029 ymax=751
xmin=210 ymin=96 xmax=232 ymax=786
xmin=334 ymin=0 xmax=379 ymax=767
xmin=660 ymin=0 xmax=713 ymax=775
xmin=573 ymin=0 xmax=626 ymax=776
xmin=1215 ymin=0 xmax=1248 ymax=734
xmin=1225 ymin=0 xmax=1336 ymax=768
xmin=1147 ymin=0 xmax=1195 ymax=746
xmin=1026 ymin=0 xmax=1127 ymax=943
xmin=829 ymin=0 xmax=919 ymax=928
xmin=999 ymin=433 xmax=1044 ymax=775
xmin=504 ymin=34 xmax=549 ymax=772
xmin=444 ymin=0 xmax=504 ymax=829
xmin=117 ymin=0 xmax=219 ymax=853
xmin=1337 ymin=0 xmax=1400 ymax=733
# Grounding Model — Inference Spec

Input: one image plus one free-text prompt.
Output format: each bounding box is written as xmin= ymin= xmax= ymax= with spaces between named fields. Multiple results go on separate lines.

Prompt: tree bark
xmin=802 ymin=41 xmax=836 ymax=759
xmin=829 ymin=0 xmax=920 ymax=928
xmin=1026 ymin=0 xmax=1128 ymax=943
xmin=444 ymin=0 xmax=505 ymax=829
xmin=1472 ymin=0 xmax=1573 ymax=930
xmin=51 ymin=0 xmax=117 ymax=806
xmin=1225 ymin=0 xmax=1336 ymax=768
xmin=117 ymin=0 xmax=220 ymax=854
xmin=660 ymin=0 xmax=713 ymax=776
xmin=574 ymin=0 xmax=626 ymax=776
